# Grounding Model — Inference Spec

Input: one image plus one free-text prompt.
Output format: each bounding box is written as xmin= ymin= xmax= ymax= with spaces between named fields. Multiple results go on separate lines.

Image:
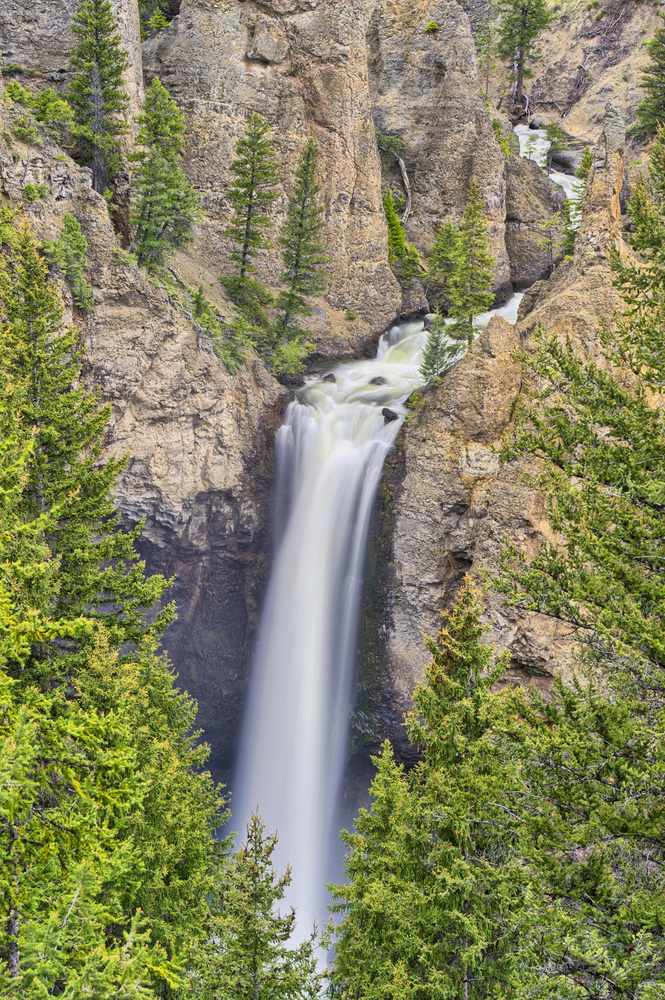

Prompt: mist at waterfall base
xmin=230 ymin=301 xmax=523 ymax=940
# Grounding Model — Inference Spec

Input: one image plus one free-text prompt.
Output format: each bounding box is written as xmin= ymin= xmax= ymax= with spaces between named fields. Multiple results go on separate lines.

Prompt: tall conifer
xmin=68 ymin=0 xmax=130 ymax=194
xmin=427 ymin=218 xmax=461 ymax=310
xmin=276 ymin=139 xmax=328 ymax=337
xmin=221 ymin=114 xmax=280 ymax=324
xmin=190 ymin=814 xmax=322 ymax=999
xmin=448 ymin=182 xmax=495 ymax=344
xmin=496 ymin=0 xmax=552 ymax=105
xmin=0 ymin=216 xmax=170 ymax=678
xmin=131 ymin=77 xmax=199 ymax=270
xmin=330 ymin=582 xmax=524 ymax=999
xmin=630 ymin=26 xmax=665 ymax=139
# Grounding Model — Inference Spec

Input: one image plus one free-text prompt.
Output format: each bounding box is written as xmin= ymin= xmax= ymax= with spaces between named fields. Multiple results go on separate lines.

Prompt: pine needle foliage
xmin=276 ymin=138 xmax=328 ymax=338
xmin=0 ymin=214 xmax=171 ymax=680
xmin=190 ymin=813 xmax=324 ymax=1000
xmin=494 ymin=129 xmax=665 ymax=700
xmin=427 ymin=217 xmax=461 ymax=310
xmin=131 ymin=77 xmax=199 ymax=271
xmin=419 ymin=311 xmax=462 ymax=384
xmin=45 ymin=211 xmax=94 ymax=311
xmin=329 ymin=581 xmax=525 ymax=1000
xmin=496 ymin=0 xmax=552 ymax=105
xmin=383 ymin=188 xmax=423 ymax=283
xmin=629 ymin=26 xmax=665 ymax=140
xmin=68 ymin=0 xmax=130 ymax=194
xmin=221 ymin=114 xmax=280 ymax=325
xmin=448 ymin=182 xmax=495 ymax=345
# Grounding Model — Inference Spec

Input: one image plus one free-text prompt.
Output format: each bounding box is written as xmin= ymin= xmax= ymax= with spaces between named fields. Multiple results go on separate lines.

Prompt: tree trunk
xmin=515 ymin=49 xmax=526 ymax=105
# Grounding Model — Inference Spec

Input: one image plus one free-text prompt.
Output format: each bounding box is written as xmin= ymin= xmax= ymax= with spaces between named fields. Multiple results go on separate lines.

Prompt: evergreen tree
xmin=221 ymin=114 xmax=280 ymax=324
xmin=384 ymin=186 xmax=408 ymax=265
xmin=330 ymin=582 xmax=525 ymax=1000
xmin=497 ymin=678 xmax=665 ymax=999
xmin=383 ymin=188 xmax=423 ymax=283
xmin=68 ymin=0 xmax=130 ymax=194
xmin=629 ymin=26 xmax=665 ymax=140
xmin=561 ymin=146 xmax=591 ymax=255
xmin=46 ymin=212 xmax=94 ymax=312
xmin=545 ymin=121 xmax=568 ymax=175
xmin=448 ymin=182 xmax=495 ymax=345
xmin=494 ymin=129 xmax=665 ymax=697
xmin=131 ymin=77 xmax=199 ymax=271
xmin=419 ymin=312 xmax=461 ymax=384
xmin=0 ymin=214 xmax=171 ymax=680
xmin=276 ymin=138 xmax=329 ymax=337
xmin=496 ymin=0 xmax=552 ymax=105
xmin=190 ymin=814 xmax=323 ymax=1000
xmin=427 ymin=217 xmax=461 ymax=310
xmin=537 ymin=212 xmax=562 ymax=276
xmin=476 ymin=9 xmax=499 ymax=99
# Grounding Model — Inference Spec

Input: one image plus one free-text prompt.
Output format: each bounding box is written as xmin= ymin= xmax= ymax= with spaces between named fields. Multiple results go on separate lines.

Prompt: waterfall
xmin=232 ymin=298 xmax=523 ymax=937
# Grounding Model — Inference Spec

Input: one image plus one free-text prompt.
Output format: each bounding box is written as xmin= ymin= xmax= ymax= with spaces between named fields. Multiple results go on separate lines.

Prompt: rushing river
xmin=514 ymin=123 xmax=585 ymax=226
xmin=232 ymin=299 xmax=522 ymax=934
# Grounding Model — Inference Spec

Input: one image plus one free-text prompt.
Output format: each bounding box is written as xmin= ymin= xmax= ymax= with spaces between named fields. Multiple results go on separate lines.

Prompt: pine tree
xmin=448 ymin=182 xmax=495 ymax=345
xmin=68 ymin=0 xmax=130 ymax=194
xmin=496 ymin=0 xmax=552 ymax=105
xmin=537 ymin=212 xmax=562 ymax=275
xmin=276 ymin=138 xmax=328 ymax=337
xmin=221 ymin=114 xmax=280 ymax=325
xmin=419 ymin=312 xmax=461 ymax=384
xmin=46 ymin=212 xmax=94 ymax=312
xmin=0 ymin=214 xmax=171 ymax=679
xmin=130 ymin=77 xmax=199 ymax=270
xmin=330 ymin=582 xmax=525 ymax=1000
xmin=629 ymin=26 xmax=665 ymax=139
xmin=131 ymin=150 xmax=199 ymax=270
xmin=545 ymin=121 xmax=568 ymax=175
xmin=561 ymin=146 xmax=591 ymax=255
xmin=189 ymin=814 xmax=323 ymax=1000
xmin=384 ymin=186 xmax=408 ymax=266
xmin=497 ymin=677 xmax=665 ymax=999
xmin=427 ymin=218 xmax=461 ymax=310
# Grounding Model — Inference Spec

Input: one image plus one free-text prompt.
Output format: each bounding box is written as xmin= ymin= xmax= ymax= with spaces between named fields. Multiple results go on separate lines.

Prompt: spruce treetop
xmin=134 ymin=76 xmax=187 ymax=162
xmin=68 ymin=0 xmax=130 ymax=192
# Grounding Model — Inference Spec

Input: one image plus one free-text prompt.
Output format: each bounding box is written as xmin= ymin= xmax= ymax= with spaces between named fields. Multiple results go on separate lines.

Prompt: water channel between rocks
xmin=231 ymin=292 xmax=523 ymax=937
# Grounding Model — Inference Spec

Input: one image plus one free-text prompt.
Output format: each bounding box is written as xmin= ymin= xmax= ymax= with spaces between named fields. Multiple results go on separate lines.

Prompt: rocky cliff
xmin=360 ymin=103 xmax=629 ymax=761
xmin=0 ymin=108 xmax=288 ymax=783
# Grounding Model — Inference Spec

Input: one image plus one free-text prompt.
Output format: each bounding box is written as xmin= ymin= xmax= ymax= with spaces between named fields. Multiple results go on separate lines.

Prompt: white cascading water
xmin=233 ymin=303 xmax=523 ymax=935
xmin=514 ymin=123 xmax=585 ymax=226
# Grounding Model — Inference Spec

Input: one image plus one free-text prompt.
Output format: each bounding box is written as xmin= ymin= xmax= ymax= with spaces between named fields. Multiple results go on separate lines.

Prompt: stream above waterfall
xmin=232 ymin=296 xmax=523 ymax=937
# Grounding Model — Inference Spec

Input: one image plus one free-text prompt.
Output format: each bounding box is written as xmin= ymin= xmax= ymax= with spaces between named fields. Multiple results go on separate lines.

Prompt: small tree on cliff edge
xmin=68 ymin=0 xmax=130 ymax=194
xmin=221 ymin=113 xmax=280 ymax=325
xmin=496 ymin=0 xmax=552 ymax=106
xmin=630 ymin=26 xmax=665 ymax=139
xmin=130 ymin=77 xmax=200 ymax=270
xmin=276 ymin=138 xmax=329 ymax=339
xmin=448 ymin=182 xmax=495 ymax=345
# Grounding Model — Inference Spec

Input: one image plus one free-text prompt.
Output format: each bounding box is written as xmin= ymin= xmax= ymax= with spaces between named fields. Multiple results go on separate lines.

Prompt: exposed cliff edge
xmin=362 ymin=103 xmax=629 ymax=761
xmin=0 ymin=113 xmax=288 ymax=782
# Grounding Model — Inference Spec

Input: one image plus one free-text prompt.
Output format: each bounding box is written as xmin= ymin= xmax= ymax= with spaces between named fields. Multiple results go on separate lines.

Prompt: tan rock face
xmin=142 ymin=0 xmax=402 ymax=346
xmin=367 ymin=0 xmax=511 ymax=298
xmin=364 ymin=103 xmax=629 ymax=756
xmin=0 ymin=118 xmax=288 ymax=783
xmin=504 ymin=155 xmax=566 ymax=288
xmin=0 ymin=0 xmax=144 ymax=118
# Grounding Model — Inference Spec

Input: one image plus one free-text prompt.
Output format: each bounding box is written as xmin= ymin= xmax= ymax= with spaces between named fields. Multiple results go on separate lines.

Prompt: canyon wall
xmin=359 ymin=103 xmax=629 ymax=761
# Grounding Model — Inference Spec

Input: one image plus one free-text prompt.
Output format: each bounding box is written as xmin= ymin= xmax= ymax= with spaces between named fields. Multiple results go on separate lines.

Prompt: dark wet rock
xmin=370 ymin=376 xmax=388 ymax=385
xmin=382 ymin=408 xmax=399 ymax=423
xmin=322 ymin=372 xmax=337 ymax=383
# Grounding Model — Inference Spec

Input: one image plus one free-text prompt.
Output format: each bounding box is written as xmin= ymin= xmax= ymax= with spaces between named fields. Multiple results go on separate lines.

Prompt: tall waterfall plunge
xmin=232 ymin=297 xmax=523 ymax=937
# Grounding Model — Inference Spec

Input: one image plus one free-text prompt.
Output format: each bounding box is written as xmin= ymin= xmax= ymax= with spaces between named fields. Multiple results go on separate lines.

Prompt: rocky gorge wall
xmin=0 ymin=0 xmax=639 ymax=785
xmin=358 ymin=102 xmax=630 ymax=763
